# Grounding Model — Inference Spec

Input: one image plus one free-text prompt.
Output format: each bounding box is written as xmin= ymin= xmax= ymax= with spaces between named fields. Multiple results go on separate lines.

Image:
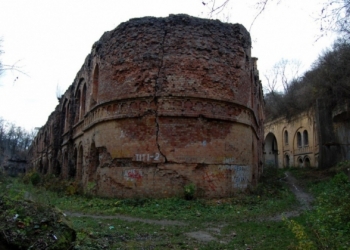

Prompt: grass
xmin=2 ymin=166 xmax=349 ymax=249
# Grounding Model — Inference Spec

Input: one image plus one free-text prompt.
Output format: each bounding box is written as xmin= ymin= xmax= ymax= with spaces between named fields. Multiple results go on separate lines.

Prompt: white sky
xmin=0 ymin=0 xmax=336 ymax=131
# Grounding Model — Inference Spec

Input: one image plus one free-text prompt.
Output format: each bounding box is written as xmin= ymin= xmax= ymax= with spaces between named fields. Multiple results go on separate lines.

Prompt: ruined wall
xmin=316 ymin=99 xmax=350 ymax=168
xmin=30 ymin=15 xmax=264 ymax=198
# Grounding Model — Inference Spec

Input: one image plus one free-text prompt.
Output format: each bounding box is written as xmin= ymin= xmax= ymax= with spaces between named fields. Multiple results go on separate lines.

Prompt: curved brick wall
xmin=30 ymin=15 xmax=264 ymax=198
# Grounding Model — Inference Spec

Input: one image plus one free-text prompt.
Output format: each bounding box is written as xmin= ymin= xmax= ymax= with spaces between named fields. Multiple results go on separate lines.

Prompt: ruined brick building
xmin=29 ymin=15 xmax=264 ymax=198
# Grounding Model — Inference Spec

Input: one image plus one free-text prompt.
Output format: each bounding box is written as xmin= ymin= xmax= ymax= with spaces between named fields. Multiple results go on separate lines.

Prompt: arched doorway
xmin=284 ymin=154 xmax=290 ymax=167
xmin=264 ymin=133 xmax=279 ymax=168
xmin=69 ymin=149 xmax=77 ymax=179
xmin=304 ymin=156 xmax=311 ymax=168
xmin=88 ymin=142 xmax=99 ymax=181
xmin=298 ymin=157 xmax=303 ymax=168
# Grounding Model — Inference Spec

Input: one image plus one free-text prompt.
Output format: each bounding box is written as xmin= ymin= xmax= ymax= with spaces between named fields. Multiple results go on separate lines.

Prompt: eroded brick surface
xmin=29 ymin=14 xmax=264 ymax=198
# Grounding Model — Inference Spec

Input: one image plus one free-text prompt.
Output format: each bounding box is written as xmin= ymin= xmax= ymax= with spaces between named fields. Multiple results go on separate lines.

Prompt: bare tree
xmin=0 ymin=118 xmax=33 ymax=156
xmin=0 ymin=38 xmax=27 ymax=81
xmin=319 ymin=0 xmax=350 ymax=40
xmin=201 ymin=0 xmax=350 ymax=39
xmin=264 ymin=59 xmax=302 ymax=93
xmin=0 ymin=38 xmax=4 ymax=76
xmin=201 ymin=0 xmax=278 ymax=31
xmin=202 ymin=0 xmax=231 ymax=18
xmin=264 ymin=40 xmax=350 ymax=121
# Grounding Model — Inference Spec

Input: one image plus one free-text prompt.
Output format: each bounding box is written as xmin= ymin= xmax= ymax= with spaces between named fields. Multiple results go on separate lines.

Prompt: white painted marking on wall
xmin=120 ymin=130 xmax=125 ymax=138
xmin=223 ymin=157 xmax=235 ymax=164
xmin=134 ymin=153 xmax=160 ymax=162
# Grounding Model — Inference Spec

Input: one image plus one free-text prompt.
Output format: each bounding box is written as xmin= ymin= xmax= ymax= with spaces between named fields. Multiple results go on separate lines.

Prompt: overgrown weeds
xmin=1 ymin=163 xmax=349 ymax=249
xmin=284 ymin=162 xmax=350 ymax=249
xmin=307 ymin=171 xmax=350 ymax=249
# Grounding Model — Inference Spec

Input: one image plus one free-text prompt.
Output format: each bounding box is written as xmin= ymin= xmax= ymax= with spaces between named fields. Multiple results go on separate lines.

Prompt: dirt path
xmin=65 ymin=171 xmax=314 ymax=242
xmin=265 ymin=171 xmax=314 ymax=221
xmin=65 ymin=212 xmax=224 ymax=242
xmin=64 ymin=212 xmax=187 ymax=226
xmin=284 ymin=171 xmax=314 ymax=210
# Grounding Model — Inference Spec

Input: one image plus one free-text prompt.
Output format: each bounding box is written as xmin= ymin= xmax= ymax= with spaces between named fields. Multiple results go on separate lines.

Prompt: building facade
xmin=264 ymin=110 xmax=319 ymax=168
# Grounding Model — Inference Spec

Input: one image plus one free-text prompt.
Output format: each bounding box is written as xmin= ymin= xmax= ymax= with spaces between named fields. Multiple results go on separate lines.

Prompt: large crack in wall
xmin=30 ymin=14 xmax=264 ymax=198
xmin=154 ymin=26 xmax=168 ymax=163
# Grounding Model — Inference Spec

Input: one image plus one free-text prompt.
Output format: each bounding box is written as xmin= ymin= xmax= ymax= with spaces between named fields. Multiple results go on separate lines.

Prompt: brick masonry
xmin=29 ymin=14 xmax=264 ymax=198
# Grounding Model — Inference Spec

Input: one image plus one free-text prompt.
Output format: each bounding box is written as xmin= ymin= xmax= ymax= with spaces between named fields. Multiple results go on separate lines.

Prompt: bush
xmin=30 ymin=172 xmax=41 ymax=186
xmin=184 ymin=183 xmax=196 ymax=200
xmin=252 ymin=167 xmax=286 ymax=197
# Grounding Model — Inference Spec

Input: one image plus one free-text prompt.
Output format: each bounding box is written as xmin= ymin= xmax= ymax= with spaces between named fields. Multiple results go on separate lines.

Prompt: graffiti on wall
xmin=201 ymin=163 xmax=251 ymax=191
xmin=219 ymin=165 xmax=251 ymax=189
xmin=202 ymin=169 xmax=227 ymax=191
xmin=124 ymin=169 xmax=143 ymax=182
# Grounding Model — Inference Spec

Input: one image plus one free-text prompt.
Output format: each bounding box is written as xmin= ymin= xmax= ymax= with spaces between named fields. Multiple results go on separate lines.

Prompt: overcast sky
xmin=0 ymin=0 xmax=336 ymax=130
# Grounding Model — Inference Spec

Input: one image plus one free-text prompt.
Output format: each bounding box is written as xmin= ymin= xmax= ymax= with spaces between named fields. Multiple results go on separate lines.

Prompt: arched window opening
xmin=272 ymin=137 xmax=278 ymax=153
xmin=284 ymin=130 xmax=289 ymax=145
xmin=303 ymin=130 xmax=309 ymax=146
xmin=62 ymin=99 xmax=67 ymax=134
xmin=81 ymin=85 xmax=87 ymax=119
xmin=69 ymin=149 xmax=77 ymax=179
xmin=63 ymin=151 xmax=68 ymax=178
xmin=298 ymin=157 xmax=303 ymax=168
xmin=91 ymin=64 xmax=99 ymax=107
xmin=44 ymin=131 xmax=48 ymax=145
xmin=56 ymin=162 xmax=61 ymax=176
xmin=65 ymin=102 xmax=71 ymax=131
xmin=75 ymin=90 xmax=81 ymax=124
xmin=38 ymin=159 xmax=43 ymax=173
xmin=43 ymin=158 xmax=48 ymax=175
xmin=297 ymin=132 xmax=302 ymax=147
xmin=78 ymin=145 xmax=84 ymax=179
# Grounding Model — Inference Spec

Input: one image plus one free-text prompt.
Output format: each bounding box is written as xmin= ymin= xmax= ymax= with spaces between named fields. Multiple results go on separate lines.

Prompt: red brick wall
xmin=30 ymin=15 xmax=264 ymax=198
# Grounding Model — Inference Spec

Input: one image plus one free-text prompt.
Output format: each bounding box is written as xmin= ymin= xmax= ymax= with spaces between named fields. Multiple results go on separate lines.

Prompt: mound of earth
xmin=0 ymin=196 xmax=76 ymax=250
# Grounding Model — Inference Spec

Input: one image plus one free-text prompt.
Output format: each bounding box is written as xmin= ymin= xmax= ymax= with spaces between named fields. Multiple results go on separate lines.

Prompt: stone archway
xmin=68 ymin=148 xmax=77 ymax=179
xmin=264 ymin=133 xmax=279 ymax=167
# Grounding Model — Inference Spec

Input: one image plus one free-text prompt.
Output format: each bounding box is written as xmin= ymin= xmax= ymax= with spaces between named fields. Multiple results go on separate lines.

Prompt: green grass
xmin=2 ymin=165 xmax=348 ymax=249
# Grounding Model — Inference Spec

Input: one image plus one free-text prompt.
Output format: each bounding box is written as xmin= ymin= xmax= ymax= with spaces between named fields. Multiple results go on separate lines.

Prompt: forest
xmin=264 ymin=40 xmax=350 ymax=121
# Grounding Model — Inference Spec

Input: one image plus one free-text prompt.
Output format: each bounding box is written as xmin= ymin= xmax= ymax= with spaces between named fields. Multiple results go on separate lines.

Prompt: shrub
xmin=184 ymin=183 xmax=196 ymax=200
xmin=65 ymin=182 xmax=81 ymax=196
xmin=30 ymin=172 xmax=41 ymax=186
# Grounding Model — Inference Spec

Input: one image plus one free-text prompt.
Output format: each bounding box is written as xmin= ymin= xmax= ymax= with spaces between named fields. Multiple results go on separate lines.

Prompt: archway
xmin=69 ymin=149 xmax=77 ymax=179
xmin=298 ymin=157 xmax=303 ymax=168
xmin=77 ymin=145 xmax=84 ymax=180
xmin=284 ymin=154 xmax=290 ymax=167
xmin=304 ymin=156 xmax=311 ymax=168
xmin=264 ymin=133 xmax=279 ymax=167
